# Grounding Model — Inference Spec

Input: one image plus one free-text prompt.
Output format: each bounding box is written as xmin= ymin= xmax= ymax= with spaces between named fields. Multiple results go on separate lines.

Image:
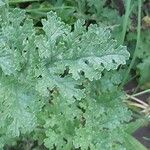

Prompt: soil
xmin=133 ymin=126 xmax=150 ymax=148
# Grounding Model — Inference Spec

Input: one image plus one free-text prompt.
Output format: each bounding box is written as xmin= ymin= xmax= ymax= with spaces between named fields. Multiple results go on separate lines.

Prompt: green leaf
xmin=0 ymin=75 xmax=41 ymax=136
xmin=43 ymin=95 xmax=81 ymax=150
xmin=56 ymin=23 xmax=130 ymax=80
xmin=35 ymin=12 xmax=129 ymax=99
xmin=0 ymin=74 xmax=43 ymax=148
xmin=0 ymin=9 xmax=35 ymax=75
xmin=36 ymin=11 xmax=70 ymax=59
xmin=36 ymin=69 xmax=85 ymax=102
xmin=0 ymin=0 xmax=5 ymax=6
xmin=43 ymin=72 xmax=132 ymax=150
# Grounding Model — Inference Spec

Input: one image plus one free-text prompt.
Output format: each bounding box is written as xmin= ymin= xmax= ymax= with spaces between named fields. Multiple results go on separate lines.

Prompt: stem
xmin=120 ymin=0 xmax=132 ymax=44
xmin=9 ymin=0 xmax=39 ymax=3
xmin=127 ymin=102 xmax=147 ymax=109
xmin=26 ymin=6 xmax=74 ymax=12
xmin=132 ymin=89 xmax=150 ymax=97
xmin=133 ymin=84 xmax=140 ymax=94
xmin=121 ymin=0 xmax=142 ymax=86
xmin=9 ymin=6 xmax=74 ymax=16
xmin=126 ymin=94 xmax=149 ymax=107
xmin=24 ymin=6 xmax=74 ymax=16
xmin=143 ymin=137 xmax=150 ymax=141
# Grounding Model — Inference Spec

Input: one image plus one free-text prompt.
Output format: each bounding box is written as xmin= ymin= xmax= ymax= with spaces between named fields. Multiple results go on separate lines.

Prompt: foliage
xmin=133 ymin=24 xmax=150 ymax=88
xmin=0 ymin=0 xmax=149 ymax=150
xmin=127 ymin=27 xmax=150 ymax=88
xmin=15 ymin=0 xmax=149 ymax=88
xmin=0 ymin=2 xmax=135 ymax=149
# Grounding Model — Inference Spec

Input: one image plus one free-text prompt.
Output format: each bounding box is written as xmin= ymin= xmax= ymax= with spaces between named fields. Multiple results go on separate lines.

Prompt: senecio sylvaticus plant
xmin=0 ymin=1 xmax=147 ymax=150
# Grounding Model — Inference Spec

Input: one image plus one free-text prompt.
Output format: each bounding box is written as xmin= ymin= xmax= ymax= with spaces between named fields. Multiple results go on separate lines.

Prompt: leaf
xmin=36 ymin=68 xmax=85 ymax=102
xmin=82 ymin=0 xmax=122 ymax=24
xmin=35 ymin=12 xmax=129 ymax=99
xmin=0 ymin=9 xmax=35 ymax=75
xmin=36 ymin=12 xmax=70 ymax=59
xmin=43 ymin=71 xmax=132 ymax=150
xmin=0 ymin=0 xmax=5 ymax=6
xmin=43 ymin=95 xmax=82 ymax=150
xmin=0 ymin=74 xmax=43 ymax=146
xmin=56 ymin=23 xmax=130 ymax=80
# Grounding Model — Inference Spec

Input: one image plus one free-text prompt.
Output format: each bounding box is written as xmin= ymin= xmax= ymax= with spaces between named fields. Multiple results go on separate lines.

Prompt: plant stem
xmin=9 ymin=6 xmax=74 ymax=16
xmin=26 ymin=6 xmax=74 ymax=13
xmin=132 ymin=89 xmax=150 ymax=97
xmin=126 ymin=94 xmax=149 ymax=107
xmin=9 ymin=0 xmax=39 ymax=3
xmin=143 ymin=137 xmax=150 ymax=141
xmin=121 ymin=0 xmax=142 ymax=87
xmin=120 ymin=0 xmax=132 ymax=44
xmin=133 ymin=84 xmax=140 ymax=94
xmin=24 ymin=6 xmax=74 ymax=16
xmin=127 ymin=101 xmax=146 ymax=109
